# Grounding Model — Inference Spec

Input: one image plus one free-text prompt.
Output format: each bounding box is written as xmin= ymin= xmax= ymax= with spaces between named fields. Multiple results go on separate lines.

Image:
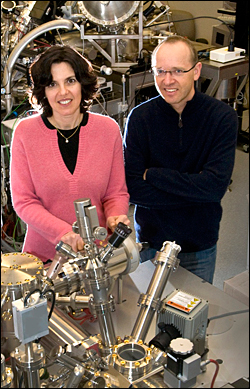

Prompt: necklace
xmin=56 ymin=122 xmax=81 ymax=143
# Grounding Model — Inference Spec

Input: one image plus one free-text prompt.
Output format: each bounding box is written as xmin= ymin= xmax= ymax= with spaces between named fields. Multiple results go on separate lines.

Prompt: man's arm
xmin=123 ymin=114 xmax=184 ymax=209
xmin=124 ymin=104 xmax=238 ymax=207
xmin=145 ymin=110 xmax=238 ymax=203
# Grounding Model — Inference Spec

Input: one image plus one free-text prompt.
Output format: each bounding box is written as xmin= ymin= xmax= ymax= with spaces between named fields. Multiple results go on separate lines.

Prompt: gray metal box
xmin=12 ymin=293 xmax=49 ymax=344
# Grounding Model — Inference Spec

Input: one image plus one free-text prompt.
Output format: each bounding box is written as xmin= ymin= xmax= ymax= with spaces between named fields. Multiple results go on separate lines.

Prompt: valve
xmin=108 ymin=222 xmax=132 ymax=248
xmin=100 ymin=222 xmax=132 ymax=263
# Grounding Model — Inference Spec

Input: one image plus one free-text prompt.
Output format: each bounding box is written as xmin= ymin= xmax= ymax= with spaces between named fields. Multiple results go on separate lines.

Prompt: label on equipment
xmin=165 ymin=290 xmax=201 ymax=313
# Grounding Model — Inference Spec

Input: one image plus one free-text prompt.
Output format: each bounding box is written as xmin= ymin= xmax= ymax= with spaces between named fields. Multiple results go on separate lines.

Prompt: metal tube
xmin=131 ymin=241 xmax=181 ymax=342
xmin=66 ymin=365 xmax=85 ymax=388
xmin=3 ymin=19 xmax=74 ymax=116
xmin=55 ymin=294 xmax=89 ymax=310
xmin=23 ymin=343 xmax=41 ymax=389
xmin=25 ymin=342 xmax=34 ymax=361
xmin=40 ymin=303 xmax=98 ymax=354
xmin=23 ymin=365 xmax=41 ymax=388
xmin=94 ymin=301 xmax=116 ymax=347
xmin=11 ymin=343 xmax=44 ymax=389
xmin=74 ymin=199 xmax=93 ymax=242
xmin=87 ymin=273 xmax=117 ymax=347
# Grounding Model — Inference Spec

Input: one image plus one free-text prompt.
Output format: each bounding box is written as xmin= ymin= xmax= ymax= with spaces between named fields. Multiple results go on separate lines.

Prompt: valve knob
xmin=108 ymin=222 xmax=132 ymax=248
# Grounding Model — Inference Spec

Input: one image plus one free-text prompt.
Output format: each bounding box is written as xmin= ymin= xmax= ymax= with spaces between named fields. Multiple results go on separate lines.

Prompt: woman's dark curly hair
xmin=29 ymin=45 xmax=98 ymax=117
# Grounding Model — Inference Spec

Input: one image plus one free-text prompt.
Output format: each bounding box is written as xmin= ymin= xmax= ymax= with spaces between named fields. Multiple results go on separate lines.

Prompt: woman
xmin=10 ymin=45 xmax=130 ymax=262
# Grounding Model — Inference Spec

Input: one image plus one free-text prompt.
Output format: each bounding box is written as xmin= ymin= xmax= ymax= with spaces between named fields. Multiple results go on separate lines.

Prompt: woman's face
xmin=45 ymin=62 xmax=82 ymax=119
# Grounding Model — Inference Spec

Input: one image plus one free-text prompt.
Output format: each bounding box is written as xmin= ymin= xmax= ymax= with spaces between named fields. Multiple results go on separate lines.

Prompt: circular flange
xmin=79 ymin=1 xmax=140 ymax=26
xmin=1 ymin=252 xmax=44 ymax=286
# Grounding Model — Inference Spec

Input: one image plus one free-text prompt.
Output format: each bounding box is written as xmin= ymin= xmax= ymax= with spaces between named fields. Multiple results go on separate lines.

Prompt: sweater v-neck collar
xmin=41 ymin=112 xmax=88 ymax=130
xmin=157 ymin=89 xmax=203 ymax=118
xmin=38 ymin=114 xmax=90 ymax=179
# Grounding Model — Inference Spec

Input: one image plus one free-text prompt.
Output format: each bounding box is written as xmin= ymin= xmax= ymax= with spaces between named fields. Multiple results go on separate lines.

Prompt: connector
xmin=228 ymin=39 xmax=235 ymax=52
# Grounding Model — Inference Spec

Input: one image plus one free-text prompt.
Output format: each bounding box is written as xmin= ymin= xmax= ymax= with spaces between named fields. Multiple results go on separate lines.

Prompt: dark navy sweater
xmin=123 ymin=90 xmax=238 ymax=252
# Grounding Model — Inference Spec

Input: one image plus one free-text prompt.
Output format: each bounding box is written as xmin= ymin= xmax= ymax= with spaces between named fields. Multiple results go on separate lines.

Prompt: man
xmin=123 ymin=35 xmax=238 ymax=283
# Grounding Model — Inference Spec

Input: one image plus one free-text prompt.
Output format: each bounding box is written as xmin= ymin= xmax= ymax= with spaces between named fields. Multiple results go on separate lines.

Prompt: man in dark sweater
xmin=123 ymin=35 xmax=238 ymax=283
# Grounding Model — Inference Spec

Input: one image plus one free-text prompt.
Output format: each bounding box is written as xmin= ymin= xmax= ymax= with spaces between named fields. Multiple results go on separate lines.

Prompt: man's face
xmin=153 ymin=41 xmax=202 ymax=114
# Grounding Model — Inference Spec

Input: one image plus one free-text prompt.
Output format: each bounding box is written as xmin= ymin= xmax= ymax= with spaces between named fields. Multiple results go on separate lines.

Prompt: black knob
xmin=108 ymin=222 xmax=132 ymax=248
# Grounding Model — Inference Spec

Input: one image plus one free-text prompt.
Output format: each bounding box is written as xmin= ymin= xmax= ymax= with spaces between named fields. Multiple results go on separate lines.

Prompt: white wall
xmin=164 ymin=1 xmax=224 ymax=44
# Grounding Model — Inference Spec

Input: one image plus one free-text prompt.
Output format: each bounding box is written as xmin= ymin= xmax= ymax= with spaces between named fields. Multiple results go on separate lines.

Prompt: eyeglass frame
xmin=151 ymin=62 xmax=198 ymax=77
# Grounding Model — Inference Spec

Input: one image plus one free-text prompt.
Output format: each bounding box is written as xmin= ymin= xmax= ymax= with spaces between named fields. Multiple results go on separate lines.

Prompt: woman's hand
xmin=106 ymin=215 xmax=130 ymax=232
xmin=61 ymin=231 xmax=84 ymax=252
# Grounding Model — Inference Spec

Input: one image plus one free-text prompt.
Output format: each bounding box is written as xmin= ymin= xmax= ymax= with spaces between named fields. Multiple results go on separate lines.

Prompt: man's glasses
xmin=151 ymin=63 xmax=197 ymax=77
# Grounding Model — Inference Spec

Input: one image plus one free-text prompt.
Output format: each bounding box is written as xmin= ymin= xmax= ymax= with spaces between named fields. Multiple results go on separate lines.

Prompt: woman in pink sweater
xmin=10 ymin=45 xmax=130 ymax=262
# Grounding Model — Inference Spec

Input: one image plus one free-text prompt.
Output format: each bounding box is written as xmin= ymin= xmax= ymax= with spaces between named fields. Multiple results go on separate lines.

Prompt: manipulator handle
xmin=100 ymin=222 xmax=132 ymax=263
xmin=73 ymin=198 xmax=107 ymax=243
xmin=108 ymin=222 xmax=132 ymax=248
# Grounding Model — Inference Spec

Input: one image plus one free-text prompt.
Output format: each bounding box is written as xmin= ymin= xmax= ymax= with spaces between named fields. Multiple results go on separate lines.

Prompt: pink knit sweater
xmin=10 ymin=112 xmax=129 ymax=262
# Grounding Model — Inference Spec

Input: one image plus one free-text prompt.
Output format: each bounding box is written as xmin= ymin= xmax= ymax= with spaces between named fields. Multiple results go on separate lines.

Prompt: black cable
xmin=53 ymin=1 xmax=57 ymax=19
xmin=139 ymin=47 xmax=150 ymax=58
xmin=23 ymin=288 xmax=43 ymax=307
xmin=143 ymin=1 xmax=155 ymax=17
xmin=42 ymin=288 xmax=56 ymax=320
xmin=23 ymin=287 xmax=55 ymax=320
xmin=126 ymin=61 xmax=150 ymax=115
xmin=19 ymin=373 xmax=24 ymax=388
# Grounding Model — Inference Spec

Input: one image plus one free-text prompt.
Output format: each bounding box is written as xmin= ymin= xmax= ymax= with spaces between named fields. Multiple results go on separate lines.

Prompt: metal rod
xmin=131 ymin=241 xmax=181 ymax=342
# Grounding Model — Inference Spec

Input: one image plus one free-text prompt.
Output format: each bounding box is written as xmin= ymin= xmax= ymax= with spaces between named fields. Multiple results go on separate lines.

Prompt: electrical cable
xmin=79 ymin=314 xmax=96 ymax=325
xmin=12 ymin=216 xmax=23 ymax=251
xmin=208 ymin=309 xmax=249 ymax=322
xmin=68 ymin=308 xmax=96 ymax=324
xmin=23 ymin=288 xmax=55 ymax=322
xmin=126 ymin=62 xmax=149 ymax=115
xmin=143 ymin=16 xmax=234 ymax=41
xmin=23 ymin=288 xmax=43 ymax=307
xmin=209 ymin=359 xmax=220 ymax=388
xmin=42 ymin=289 xmax=56 ymax=320
xmin=94 ymin=96 xmax=110 ymax=116
xmin=1 ymin=237 xmax=16 ymax=252
xmin=1 ymin=229 xmax=23 ymax=251
xmin=11 ymin=20 xmax=25 ymax=38
xmin=18 ymin=373 xmax=24 ymax=388
xmin=33 ymin=39 xmax=51 ymax=47
xmin=55 ymin=28 xmax=64 ymax=45
xmin=2 ymin=96 xmax=29 ymax=122
xmin=99 ymin=90 xmax=107 ymax=114
xmin=68 ymin=312 xmax=87 ymax=321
